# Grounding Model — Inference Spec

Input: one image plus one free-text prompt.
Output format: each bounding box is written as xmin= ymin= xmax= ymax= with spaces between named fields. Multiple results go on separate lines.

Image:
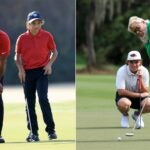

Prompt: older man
xmin=128 ymin=16 xmax=150 ymax=58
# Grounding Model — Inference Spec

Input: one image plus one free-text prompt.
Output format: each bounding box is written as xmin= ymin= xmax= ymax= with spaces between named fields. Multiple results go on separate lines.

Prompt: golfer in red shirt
xmin=14 ymin=11 xmax=58 ymax=142
xmin=0 ymin=30 xmax=10 ymax=143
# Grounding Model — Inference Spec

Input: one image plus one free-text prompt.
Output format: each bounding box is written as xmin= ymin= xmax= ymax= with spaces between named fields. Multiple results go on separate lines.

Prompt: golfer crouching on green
xmin=115 ymin=51 xmax=150 ymax=129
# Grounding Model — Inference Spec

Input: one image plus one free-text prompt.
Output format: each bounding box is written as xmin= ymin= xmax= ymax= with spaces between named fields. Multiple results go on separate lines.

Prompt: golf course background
xmin=77 ymin=74 xmax=150 ymax=150
xmin=1 ymin=84 xmax=75 ymax=150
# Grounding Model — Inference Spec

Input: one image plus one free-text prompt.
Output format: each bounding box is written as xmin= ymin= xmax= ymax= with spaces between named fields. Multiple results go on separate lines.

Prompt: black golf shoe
xmin=48 ymin=132 xmax=57 ymax=140
xmin=0 ymin=136 xmax=5 ymax=143
xmin=26 ymin=133 xmax=40 ymax=142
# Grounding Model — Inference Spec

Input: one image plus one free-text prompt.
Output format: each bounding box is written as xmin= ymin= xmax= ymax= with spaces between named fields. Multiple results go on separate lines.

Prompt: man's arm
xmin=117 ymin=89 xmax=141 ymax=98
xmin=43 ymin=49 xmax=58 ymax=75
xmin=14 ymin=53 xmax=25 ymax=83
xmin=0 ymin=55 xmax=7 ymax=79
xmin=117 ymin=88 xmax=149 ymax=98
xmin=0 ymin=55 xmax=8 ymax=93
xmin=50 ymin=49 xmax=58 ymax=64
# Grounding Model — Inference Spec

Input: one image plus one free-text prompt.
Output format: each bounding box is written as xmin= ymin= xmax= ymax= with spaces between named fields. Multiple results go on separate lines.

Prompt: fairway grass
xmin=77 ymin=74 xmax=150 ymax=150
xmin=1 ymin=101 xmax=75 ymax=150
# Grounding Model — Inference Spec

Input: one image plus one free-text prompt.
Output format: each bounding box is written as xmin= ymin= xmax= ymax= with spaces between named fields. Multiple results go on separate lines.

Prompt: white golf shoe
xmin=121 ymin=115 xmax=129 ymax=128
xmin=132 ymin=113 xmax=144 ymax=129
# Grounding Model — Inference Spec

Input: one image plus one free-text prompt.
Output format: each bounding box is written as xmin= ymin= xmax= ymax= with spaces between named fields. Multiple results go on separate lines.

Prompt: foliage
xmin=76 ymin=53 xmax=86 ymax=70
xmin=77 ymin=0 xmax=91 ymax=48
xmin=97 ymin=5 xmax=150 ymax=66
xmin=77 ymin=1 xmax=150 ymax=68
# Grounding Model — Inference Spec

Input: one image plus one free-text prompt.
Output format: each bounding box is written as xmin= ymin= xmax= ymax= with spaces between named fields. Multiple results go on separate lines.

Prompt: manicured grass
xmin=77 ymin=74 xmax=150 ymax=150
xmin=1 ymin=101 xmax=75 ymax=150
xmin=77 ymin=74 xmax=116 ymax=111
xmin=76 ymin=53 xmax=119 ymax=72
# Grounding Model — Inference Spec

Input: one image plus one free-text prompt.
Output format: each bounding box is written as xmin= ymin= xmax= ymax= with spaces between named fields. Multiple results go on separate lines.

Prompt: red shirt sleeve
xmin=0 ymin=31 xmax=10 ymax=56
xmin=15 ymin=36 xmax=22 ymax=54
xmin=48 ymin=33 xmax=56 ymax=51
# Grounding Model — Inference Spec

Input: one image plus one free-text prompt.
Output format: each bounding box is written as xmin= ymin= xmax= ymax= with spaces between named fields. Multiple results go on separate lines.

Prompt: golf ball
xmin=117 ymin=137 xmax=122 ymax=141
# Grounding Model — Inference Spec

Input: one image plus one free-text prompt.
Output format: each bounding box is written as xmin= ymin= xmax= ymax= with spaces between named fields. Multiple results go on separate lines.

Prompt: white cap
xmin=127 ymin=51 xmax=141 ymax=60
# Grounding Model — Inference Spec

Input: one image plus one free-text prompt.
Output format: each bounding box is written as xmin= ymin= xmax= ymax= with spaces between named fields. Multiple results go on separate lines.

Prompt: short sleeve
xmin=143 ymin=67 xmax=149 ymax=87
xmin=15 ymin=35 xmax=22 ymax=54
xmin=48 ymin=33 xmax=56 ymax=51
xmin=116 ymin=68 xmax=126 ymax=90
xmin=0 ymin=31 xmax=10 ymax=56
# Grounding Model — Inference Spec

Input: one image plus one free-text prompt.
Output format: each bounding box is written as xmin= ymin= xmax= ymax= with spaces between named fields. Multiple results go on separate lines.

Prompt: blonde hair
xmin=128 ymin=16 xmax=144 ymax=32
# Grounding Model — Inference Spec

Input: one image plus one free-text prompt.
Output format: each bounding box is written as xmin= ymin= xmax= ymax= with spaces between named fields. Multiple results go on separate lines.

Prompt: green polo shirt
xmin=144 ymin=21 xmax=150 ymax=58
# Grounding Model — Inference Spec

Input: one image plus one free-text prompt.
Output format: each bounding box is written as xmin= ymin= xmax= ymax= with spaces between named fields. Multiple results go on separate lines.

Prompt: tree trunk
xmin=85 ymin=0 xmax=96 ymax=71
xmin=83 ymin=0 xmax=136 ymax=71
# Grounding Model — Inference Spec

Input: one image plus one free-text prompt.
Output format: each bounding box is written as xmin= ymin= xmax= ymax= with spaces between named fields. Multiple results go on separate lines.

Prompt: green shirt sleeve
xmin=144 ymin=21 xmax=150 ymax=58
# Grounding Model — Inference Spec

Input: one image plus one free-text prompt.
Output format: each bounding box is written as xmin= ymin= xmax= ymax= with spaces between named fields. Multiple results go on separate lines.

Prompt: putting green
xmin=77 ymin=74 xmax=150 ymax=150
xmin=1 ymin=101 xmax=75 ymax=150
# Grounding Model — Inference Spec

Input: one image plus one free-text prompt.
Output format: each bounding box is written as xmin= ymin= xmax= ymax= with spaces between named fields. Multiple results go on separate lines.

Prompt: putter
xmin=139 ymin=76 xmax=142 ymax=131
xmin=126 ymin=75 xmax=142 ymax=137
xmin=22 ymin=83 xmax=33 ymax=137
xmin=125 ymin=98 xmax=147 ymax=137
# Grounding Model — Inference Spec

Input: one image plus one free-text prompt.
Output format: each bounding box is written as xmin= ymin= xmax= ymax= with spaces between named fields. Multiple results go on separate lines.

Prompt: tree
xmin=80 ymin=0 xmax=123 ymax=70
xmin=77 ymin=0 xmax=136 ymax=71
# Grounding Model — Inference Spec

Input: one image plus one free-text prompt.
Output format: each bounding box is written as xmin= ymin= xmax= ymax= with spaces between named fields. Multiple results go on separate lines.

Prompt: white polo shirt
xmin=116 ymin=65 xmax=149 ymax=92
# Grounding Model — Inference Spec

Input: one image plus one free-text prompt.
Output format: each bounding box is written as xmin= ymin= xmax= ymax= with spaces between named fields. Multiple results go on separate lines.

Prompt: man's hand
xmin=0 ymin=83 xmax=3 ymax=94
xmin=18 ymin=69 xmax=25 ymax=83
xmin=140 ymin=92 xmax=150 ymax=98
xmin=43 ymin=63 xmax=52 ymax=75
xmin=137 ymin=66 xmax=143 ymax=77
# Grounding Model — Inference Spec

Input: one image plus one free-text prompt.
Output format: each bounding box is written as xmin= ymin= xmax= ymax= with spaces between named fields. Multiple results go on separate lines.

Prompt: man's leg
xmin=24 ymin=71 xmax=39 ymax=142
xmin=0 ymin=77 xmax=5 ymax=143
xmin=141 ymin=97 xmax=150 ymax=113
xmin=0 ymin=94 xmax=5 ymax=143
xmin=37 ymin=74 xmax=56 ymax=136
xmin=117 ymin=97 xmax=131 ymax=128
xmin=0 ymin=94 xmax=3 ymax=136
xmin=117 ymin=98 xmax=131 ymax=115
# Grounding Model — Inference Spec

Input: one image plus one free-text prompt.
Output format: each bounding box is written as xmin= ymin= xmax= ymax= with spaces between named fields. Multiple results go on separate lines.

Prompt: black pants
xmin=0 ymin=77 xmax=4 ymax=136
xmin=0 ymin=94 xmax=3 ymax=136
xmin=24 ymin=67 xmax=55 ymax=135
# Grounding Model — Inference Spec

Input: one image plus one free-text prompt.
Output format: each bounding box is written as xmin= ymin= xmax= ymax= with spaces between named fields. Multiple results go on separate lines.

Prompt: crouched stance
xmin=115 ymin=51 xmax=150 ymax=129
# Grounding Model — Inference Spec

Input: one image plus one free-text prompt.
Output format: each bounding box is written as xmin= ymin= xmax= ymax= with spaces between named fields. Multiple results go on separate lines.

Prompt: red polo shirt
xmin=0 ymin=30 xmax=10 ymax=56
xmin=15 ymin=29 xmax=56 ymax=69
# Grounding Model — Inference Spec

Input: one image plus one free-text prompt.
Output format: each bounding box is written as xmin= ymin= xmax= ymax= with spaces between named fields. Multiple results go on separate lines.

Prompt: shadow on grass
xmin=77 ymin=139 xmax=150 ymax=143
xmin=77 ymin=126 xmax=121 ymax=130
xmin=5 ymin=139 xmax=75 ymax=144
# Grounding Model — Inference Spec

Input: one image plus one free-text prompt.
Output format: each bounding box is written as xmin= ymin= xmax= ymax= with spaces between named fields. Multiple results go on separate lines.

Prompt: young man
xmin=128 ymin=16 xmax=150 ymax=58
xmin=115 ymin=50 xmax=150 ymax=129
xmin=0 ymin=30 xmax=10 ymax=143
xmin=14 ymin=11 xmax=58 ymax=142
